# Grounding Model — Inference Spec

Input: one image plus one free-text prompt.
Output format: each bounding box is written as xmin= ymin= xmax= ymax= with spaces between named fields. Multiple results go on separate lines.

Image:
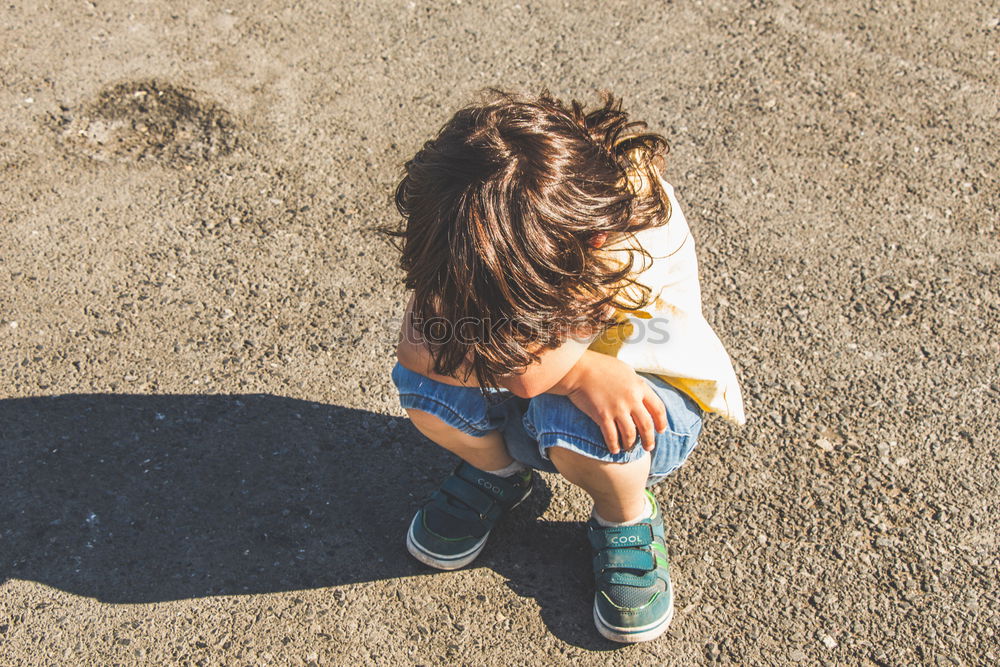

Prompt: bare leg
xmin=547 ymin=446 xmax=650 ymax=523
xmin=405 ymin=408 xmax=514 ymax=471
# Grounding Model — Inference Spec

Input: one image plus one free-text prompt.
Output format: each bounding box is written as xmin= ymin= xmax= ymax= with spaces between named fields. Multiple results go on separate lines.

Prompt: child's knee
xmin=391 ymin=362 xmax=501 ymax=437
xmin=524 ymin=393 xmax=647 ymax=466
xmin=524 ymin=382 xmax=703 ymax=479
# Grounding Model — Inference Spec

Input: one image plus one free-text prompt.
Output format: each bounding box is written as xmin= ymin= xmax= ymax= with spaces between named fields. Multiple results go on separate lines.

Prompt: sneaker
xmin=406 ymin=462 xmax=533 ymax=570
xmin=587 ymin=490 xmax=674 ymax=643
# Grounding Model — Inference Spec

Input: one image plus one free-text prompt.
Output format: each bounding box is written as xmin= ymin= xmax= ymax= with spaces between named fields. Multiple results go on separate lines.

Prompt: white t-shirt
xmin=589 ymin=178 xmax=746 ymax=425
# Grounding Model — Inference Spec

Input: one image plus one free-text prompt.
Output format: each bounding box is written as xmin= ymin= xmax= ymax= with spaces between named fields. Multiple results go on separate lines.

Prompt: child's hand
xmin=563 ymin=351 xmax=668 ymax=455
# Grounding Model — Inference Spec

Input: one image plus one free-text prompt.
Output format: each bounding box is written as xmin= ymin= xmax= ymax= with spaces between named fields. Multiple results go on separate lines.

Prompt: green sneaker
xmin=406 ymin=462 xmax=533 ymax=570
xmin=587 ymin=490 xmax=674 ymax=643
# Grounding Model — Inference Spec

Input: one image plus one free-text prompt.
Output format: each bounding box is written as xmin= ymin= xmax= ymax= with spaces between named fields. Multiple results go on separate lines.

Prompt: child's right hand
xmin=560 ymin=351 xmax=668 ymax=455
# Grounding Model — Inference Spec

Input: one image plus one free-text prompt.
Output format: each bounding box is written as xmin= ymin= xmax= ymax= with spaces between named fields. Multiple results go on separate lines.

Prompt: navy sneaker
xmin=587 ymin=490 xmax=674 ymax=643
xmin=406 ymin=462 xmax=533 ymax=570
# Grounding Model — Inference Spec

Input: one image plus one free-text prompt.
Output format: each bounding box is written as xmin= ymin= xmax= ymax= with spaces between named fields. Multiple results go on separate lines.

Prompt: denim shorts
xmin=390 ymin=362 xmax=703 ymax=486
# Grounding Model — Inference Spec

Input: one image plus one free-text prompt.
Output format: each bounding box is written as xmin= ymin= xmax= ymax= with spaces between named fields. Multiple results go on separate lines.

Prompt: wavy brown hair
xmin=384 ymin=90 xmax=671 ymax=392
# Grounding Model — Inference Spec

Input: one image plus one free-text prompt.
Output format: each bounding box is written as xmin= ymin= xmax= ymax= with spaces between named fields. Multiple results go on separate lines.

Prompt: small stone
xmin=789 ymin=649 xmax=807 ymax=661
xmin=821 ymin=634 xmax=837 ymax=649
xmin=757 ymin=533 xmax=768 ymax=545
xmin=816 ymin=438 xmax=834 ymax=452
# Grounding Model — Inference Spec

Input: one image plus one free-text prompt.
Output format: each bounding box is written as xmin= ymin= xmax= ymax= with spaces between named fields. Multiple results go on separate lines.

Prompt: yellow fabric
xmin=587 ymin=177 xmax=746 ymax=425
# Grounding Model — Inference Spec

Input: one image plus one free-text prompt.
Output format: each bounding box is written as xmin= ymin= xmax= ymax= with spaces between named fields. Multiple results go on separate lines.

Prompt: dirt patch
xmin=52 ymin=79 xmax=238 ymax=166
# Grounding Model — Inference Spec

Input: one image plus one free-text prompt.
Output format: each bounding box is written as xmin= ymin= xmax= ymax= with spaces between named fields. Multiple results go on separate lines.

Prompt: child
xmin=386 ymin=91 xmax=745 ymax=643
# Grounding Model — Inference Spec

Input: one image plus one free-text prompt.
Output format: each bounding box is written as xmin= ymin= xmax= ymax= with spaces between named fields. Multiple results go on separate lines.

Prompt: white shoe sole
xmin=593 ymin=595 xmax=674 ymax=643
xmin=406 ymin=516 xmax=490 ymax=570
xmin=404 ymin=484 xmax=532 ymax=571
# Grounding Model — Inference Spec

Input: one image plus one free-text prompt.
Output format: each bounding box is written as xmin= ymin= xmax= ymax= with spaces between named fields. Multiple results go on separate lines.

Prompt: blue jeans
xmin=390 ymin=362 xmax=703 ymax=486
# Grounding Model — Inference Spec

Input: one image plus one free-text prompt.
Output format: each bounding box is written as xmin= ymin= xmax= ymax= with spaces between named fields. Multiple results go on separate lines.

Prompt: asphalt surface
xmin=1 ymin=1 xmax=997 ymax=664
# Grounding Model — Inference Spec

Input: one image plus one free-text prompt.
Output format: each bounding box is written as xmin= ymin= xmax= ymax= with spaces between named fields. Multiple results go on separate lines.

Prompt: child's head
xmin=389 ymin=90 xmax=671 ymax=389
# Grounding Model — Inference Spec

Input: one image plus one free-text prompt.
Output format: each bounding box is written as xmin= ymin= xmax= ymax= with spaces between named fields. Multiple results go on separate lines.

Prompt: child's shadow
xmin=1 ymin=393 xmax=614 ymax=649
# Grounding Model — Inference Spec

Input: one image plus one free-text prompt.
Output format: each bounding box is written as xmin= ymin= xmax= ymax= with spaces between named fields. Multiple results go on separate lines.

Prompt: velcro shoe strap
xmin=594 ymin=547 xmax=655 ymax=574
xmin=440 ymin=475 xmax=497 ymax=518
xmin=600 ymin=569 xmax=659 ymax=588
xmin=454 ymin=463 xmax=522 ymax=509
xmin=588 ymin=523 xmax=654 ymax=550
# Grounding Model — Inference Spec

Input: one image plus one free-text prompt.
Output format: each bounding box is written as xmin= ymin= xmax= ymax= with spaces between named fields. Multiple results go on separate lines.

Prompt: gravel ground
xmin=1 ymin=1 xmax=997 ymax=664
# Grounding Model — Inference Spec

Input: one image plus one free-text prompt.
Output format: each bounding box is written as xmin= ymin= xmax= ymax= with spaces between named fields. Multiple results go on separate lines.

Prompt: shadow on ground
xmin=1 ymin=393 xmax=618 ymax=650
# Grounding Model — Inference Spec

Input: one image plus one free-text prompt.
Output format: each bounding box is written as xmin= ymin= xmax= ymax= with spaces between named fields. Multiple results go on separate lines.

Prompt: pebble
xmin=821 ymin=634 xmax=838 ymax=649
xmin=789 ymin=649 xmax=807 ymax=661
xmin=816 ymin=438 xmax=835 ymax=452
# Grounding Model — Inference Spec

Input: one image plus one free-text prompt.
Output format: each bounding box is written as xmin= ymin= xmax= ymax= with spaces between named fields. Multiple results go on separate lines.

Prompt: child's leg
xmin=523 ymin=372 xmax=703 ymax=496
xmin=391 ymin=362 xmax=533 ymax=570
xmin=522 ymin=375 xmax=703 ymax=643
xmin=546 ymin=447 xmax=649 ymax=522
xmin=391 ymin=361 xmax=516 ymax=469
xmin=404 ymin=408 xmax=513 ymax=472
